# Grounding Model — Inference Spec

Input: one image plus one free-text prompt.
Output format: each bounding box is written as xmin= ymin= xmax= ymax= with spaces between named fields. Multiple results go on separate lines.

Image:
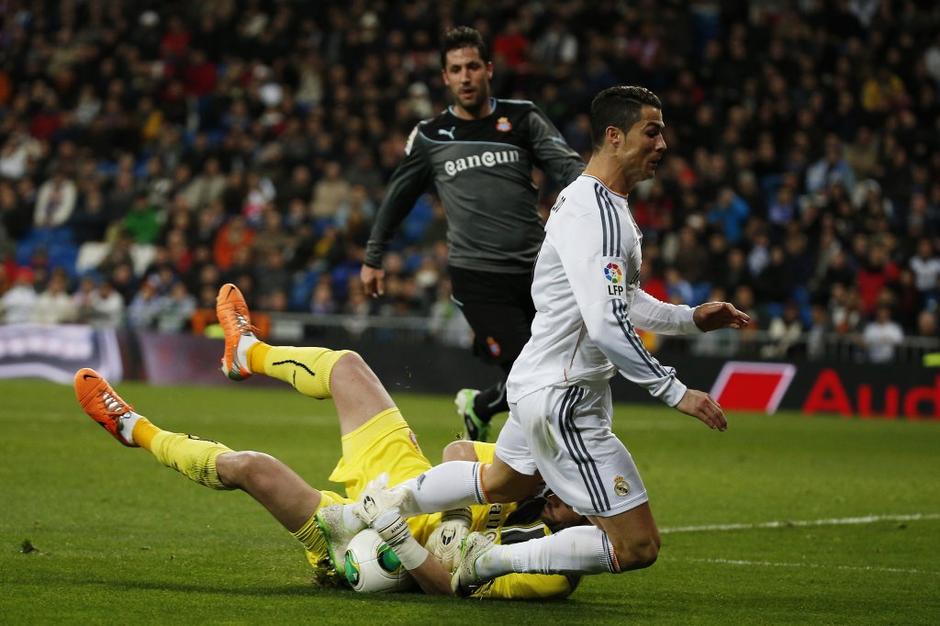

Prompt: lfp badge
xmin=604 ymin=262 xmax=624 ymax=296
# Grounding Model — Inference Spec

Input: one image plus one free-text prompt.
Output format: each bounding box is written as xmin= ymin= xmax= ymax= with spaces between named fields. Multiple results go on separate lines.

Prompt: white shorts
xmin=497 ymin=383 xmax=648 ymax=517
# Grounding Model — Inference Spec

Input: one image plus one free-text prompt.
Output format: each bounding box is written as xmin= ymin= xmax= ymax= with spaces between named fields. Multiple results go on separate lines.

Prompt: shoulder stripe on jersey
xmin=565 ymin=389 xmax=610 ymax=511
xmin=601 ymin=189 xmax=622 ymax=254
xmin=593 ymin=183 xmax=612 ymax=256
xmin=613 ymin=300 xmax=670 ymax=378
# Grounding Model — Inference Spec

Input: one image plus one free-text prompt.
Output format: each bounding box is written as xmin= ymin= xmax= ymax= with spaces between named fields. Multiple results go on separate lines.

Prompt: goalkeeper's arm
xmin=370 ymin=510 xmax=455 ymax=596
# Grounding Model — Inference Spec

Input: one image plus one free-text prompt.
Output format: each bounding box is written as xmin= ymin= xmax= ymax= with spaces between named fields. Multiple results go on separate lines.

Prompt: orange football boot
xmin=215 ymin=282 xmax=258 ymax=381
xmin=73 ymin=368 xmax=137 ymax=447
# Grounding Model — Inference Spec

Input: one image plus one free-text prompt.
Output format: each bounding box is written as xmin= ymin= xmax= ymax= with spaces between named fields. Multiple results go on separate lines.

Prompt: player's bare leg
xmin=73 ymin=368 xmax=338 ymax=580
xmin=449 ymin=501 xmax=657 ymax=593
xmin=589 ymin=502 xmax=660 ymax=570
xmin=215 ymin=283 xmax=394 ymax=434
xmin=215 ymin=451 xmax=321 ymax=530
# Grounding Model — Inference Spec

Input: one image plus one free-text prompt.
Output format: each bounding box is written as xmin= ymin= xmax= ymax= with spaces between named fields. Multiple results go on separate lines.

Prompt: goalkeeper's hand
xmin=424 ymin=507 xmax=472 ymax=572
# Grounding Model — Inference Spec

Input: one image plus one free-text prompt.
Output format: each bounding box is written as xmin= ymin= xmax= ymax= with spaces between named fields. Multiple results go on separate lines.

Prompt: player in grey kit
xmin=361 ymin=26 xmax=584 ymax=441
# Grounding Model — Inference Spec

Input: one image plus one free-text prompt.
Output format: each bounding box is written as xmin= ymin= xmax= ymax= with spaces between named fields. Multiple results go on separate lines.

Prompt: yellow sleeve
xmin=472 ymin=441 xmax=497 ymax=463
xmin=473 ymin=573 xmax=577 ymax=599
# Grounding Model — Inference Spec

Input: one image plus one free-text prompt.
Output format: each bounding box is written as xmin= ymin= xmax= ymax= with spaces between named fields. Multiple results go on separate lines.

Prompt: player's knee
xmin=332 ymin=350 xmax=365 ymax=378
xmin=217 ymin=450 xmax=278 ymax=490
xmin=612 ymin=535 xmax=659 ymax=571
xmin=442 ymin=440 xmax=476 ymax=462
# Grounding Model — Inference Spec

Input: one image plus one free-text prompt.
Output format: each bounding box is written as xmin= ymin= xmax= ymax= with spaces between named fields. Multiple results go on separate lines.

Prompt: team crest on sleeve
xmin=496 ymin=116 xmax=512 ymax=132
xmin=604 ymin=262 xmax=625 ymax=297
xmin=613 ymin=475 xmax=630 ymax=497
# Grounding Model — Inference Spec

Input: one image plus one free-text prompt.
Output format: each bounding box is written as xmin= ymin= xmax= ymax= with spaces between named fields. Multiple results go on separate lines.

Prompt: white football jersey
xmin=507 ymin=175 xmax=700 ymax=406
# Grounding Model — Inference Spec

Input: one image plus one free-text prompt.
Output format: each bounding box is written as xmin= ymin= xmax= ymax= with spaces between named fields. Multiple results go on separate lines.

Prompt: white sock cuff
xmin=599 ymin=531 xmax=618 ymax=573
xmin=236 ymin=334 xmax=258 ymax=372
xmin=119 ymin=412 xmax=142 ymax=445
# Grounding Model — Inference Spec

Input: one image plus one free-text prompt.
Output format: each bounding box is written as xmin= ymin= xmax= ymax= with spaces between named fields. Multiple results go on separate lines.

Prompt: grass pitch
xmin=1 ymin=378 xmax=938 ymax=624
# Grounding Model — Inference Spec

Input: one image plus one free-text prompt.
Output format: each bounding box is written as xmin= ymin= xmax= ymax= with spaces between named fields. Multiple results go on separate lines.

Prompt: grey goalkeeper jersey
xmin=365 ymin=99 xmax=584 ymax=273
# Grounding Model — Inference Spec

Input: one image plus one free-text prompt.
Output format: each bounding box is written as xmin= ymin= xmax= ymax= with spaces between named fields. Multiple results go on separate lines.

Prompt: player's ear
xmin=605 ymin=126 xmax=621 ymax=148
xmin=486 ymin=61 xmax=494 ymax=80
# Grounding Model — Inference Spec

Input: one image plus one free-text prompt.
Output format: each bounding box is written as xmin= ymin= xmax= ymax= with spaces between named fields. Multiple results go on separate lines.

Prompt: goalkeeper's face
xmin=442 ymin=46 xmax=493 ymax=115
xmin=540 ymin=493 xmax=588 ymax=531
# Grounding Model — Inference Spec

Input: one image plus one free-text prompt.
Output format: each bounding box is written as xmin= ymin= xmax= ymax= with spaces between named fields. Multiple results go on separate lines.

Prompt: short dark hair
xmin=440 ymin=26 xmax=489 ymax=68
xmin=590 ymin=86 xmax=662 ymax=150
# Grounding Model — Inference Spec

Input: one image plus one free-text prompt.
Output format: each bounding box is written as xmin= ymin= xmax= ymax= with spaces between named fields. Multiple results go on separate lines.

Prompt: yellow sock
xmin=293 ymin=491 xmax=346 ymax=569
xmin=247 ymin=342 xmax=353 ymax=399
xmin=149 ymin=431 xmax=234 ymax=490
xmin=132 ymin=418 xmax=160 ymax=450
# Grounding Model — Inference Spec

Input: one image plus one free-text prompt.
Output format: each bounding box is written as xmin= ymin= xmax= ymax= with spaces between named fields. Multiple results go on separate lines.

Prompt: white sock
xmin=237 ymin=333 xmax=258 ymax=372
xmin=119 ymin=411 xmax=142 ymax=445
xmin=397 ymin=461 xmax=486 ymax=517
xmin=475 ymin=526 xmax=618 ymax=578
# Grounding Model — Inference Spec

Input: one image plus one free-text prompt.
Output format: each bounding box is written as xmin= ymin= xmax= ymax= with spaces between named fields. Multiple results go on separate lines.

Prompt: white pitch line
xmin=681 ymin=557 xmax=938 ymax=576
xmin=660 ymin=512 xmax=940 ymax=534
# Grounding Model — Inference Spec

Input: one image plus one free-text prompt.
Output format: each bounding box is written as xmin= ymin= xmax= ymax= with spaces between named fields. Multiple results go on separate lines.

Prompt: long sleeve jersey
xmin=365 ymin=99 xmax=584 ymax=273
xmin=507 ymin=175 xmax=701 ymax=406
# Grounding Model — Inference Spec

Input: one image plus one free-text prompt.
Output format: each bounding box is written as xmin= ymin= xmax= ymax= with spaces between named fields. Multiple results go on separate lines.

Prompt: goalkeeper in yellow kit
xmin=73 ymin=283 xmax=584 ymax=598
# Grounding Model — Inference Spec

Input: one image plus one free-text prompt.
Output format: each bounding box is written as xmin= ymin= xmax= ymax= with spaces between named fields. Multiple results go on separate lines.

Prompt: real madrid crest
xmin=613 ymin=475 xmax=630 ymax=497
xmin=496 ymin=116 xmax=512 ymax=132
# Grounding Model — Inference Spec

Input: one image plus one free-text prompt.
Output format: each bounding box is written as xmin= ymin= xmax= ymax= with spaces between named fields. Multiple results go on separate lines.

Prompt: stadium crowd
xmin=0 ymin=1 xmax=938 ymax=359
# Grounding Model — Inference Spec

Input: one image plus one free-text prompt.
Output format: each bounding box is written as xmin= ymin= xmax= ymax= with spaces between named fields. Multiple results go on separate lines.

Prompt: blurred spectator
xmin=755 ymin=245 xmax=794 ymax=306
xmin=805 ymin=134 xmax=856 ymax=196
xmin=806 ymin=304 xmax=831 ymax=361
xmin=664 ymin=267 xmax=693 ymax=305
xmin=213 ymin=217 xmax=255 ymax=271
xmin=761 ymin=301 xmax=804 ymax=359
xmin=916 ymin=310 xmax=937 ymax=339
xmin=830 ymin=284 xmax=864 ymax=335
xmin=34 ymin=170 xmax=77 ymax=228
xmin=182 ymin=158 xmax=227 ymax=211
xmin=310 ymin=278 xmax=337 ymax=315
xmin=532 ymin=20 xmax=578 ymax=66
xmin=707 ymin=187 xmax=749 ymax=246
xmin=0 ymin=268 xmax=37 ymax=323
xmin=844 ymin=126 xmax=880 ymax=180
xmin=88 ymin=281 xmax=125 ymax=327
xmin=910 ymin=238 xmax=940 ymax=295
xmin=155 ymin=282 xmax=197 ymax=332
xmin=311 ymin=162 xmax=351 ymax=219
xmin=862 ymin=305 xmax=904 ymax=364
xmin=0 ymin=128 xmax=43 ymax=180
xmin=33 ymin=269 xmax=77 ymax=324
xmin=127 ymin=280 xmax=163 ymax=329
xmin=672 ymin=226 xmax=708 ymax=285
xmin=124 ymin=193 xmax=161 ymax=245
xmin=856 ymin=245 xmax=900 ymax=315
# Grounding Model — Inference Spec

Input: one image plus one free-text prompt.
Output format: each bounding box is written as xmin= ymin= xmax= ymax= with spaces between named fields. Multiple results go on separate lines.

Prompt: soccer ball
xmin=342 ymin=529 xmax=414 ymax=593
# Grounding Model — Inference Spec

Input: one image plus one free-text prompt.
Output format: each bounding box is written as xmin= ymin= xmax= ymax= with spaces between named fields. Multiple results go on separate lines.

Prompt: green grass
xmin=2 ymin=378 xmax=939 ymax=624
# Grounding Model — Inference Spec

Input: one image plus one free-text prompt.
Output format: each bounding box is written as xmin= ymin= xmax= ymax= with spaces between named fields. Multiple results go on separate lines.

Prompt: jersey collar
xmin=580 ymin=174 xmax=629 ymax=200
xmin=447 ymin=98 xmax=498 ymax=121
